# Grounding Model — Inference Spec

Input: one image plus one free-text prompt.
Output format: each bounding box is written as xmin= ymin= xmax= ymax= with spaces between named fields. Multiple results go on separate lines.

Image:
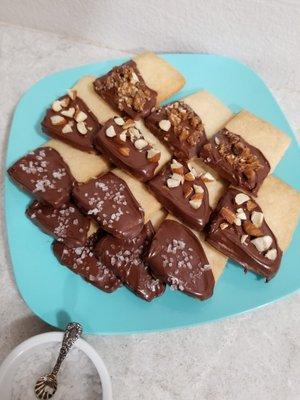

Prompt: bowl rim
xmin=0 ymin=331 xmax=112 ymax=399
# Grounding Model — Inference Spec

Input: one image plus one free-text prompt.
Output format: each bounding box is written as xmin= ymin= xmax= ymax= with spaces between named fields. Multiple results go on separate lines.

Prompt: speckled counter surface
xmin=0 ymin=23 xmax=299 ymax=400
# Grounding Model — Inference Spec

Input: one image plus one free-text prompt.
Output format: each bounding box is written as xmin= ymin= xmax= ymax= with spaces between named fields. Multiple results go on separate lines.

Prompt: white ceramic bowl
xmin=0 ymin=332 xmax=112 ymax=399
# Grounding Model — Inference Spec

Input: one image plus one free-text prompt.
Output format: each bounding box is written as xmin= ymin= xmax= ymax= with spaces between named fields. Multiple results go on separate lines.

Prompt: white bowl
xmin=0 ymin=332 xmax=113 ymax=399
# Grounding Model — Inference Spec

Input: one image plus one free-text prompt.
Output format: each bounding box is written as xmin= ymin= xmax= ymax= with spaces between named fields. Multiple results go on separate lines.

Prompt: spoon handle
xmin=52 ymin=322 xmax=83 ymax=376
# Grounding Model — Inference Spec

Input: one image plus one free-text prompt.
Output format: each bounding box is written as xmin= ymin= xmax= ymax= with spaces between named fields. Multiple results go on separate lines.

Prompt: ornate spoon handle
xmin=51 ymin=322 xmax=83 ymax=376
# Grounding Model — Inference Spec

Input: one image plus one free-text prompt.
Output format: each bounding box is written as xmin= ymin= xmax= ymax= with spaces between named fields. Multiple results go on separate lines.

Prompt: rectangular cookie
xmin=225 ymin=110 xmax=291 ymax=172
xmin=93 ymin=53 xmax=185 ymax=119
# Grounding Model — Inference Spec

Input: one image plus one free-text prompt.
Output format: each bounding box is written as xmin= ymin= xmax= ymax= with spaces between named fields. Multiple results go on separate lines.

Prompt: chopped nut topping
xmin=242 ymin=220 xmax=263 ymax=237
xmin=251 ymin=211 xmax=264 ymax=228
xmin=134 ymin=138 xmax=148 ymax=150
xmin=159 ymin=119 xmax=171 ymax=131
xmin=193 ymin=184 xmax=204 ymax=194
xmin=184 ymin=172 xmax=195 ymax=182
xmin=62 ymin=123 xmax=73 ymax=134
xmin=234 ymin=218 xmax=242 ymax=226
xmin=201 ymin=172 xmax=215 ymax=182
xmin=236 ymin=210 xmax=247 ymax=220
xmin=246 ymin=200 xmax=257 ymax=212
xmin=171 ymin=160 xmax=184 ymax=175
xmin=189 ymin=198 xmax=202 ymax=209
xmin=191 ymin=193 xmax=204 ymax=201
xmin=240 ymin=234 xmax=248 ymax=244
xmin=235 ymin=193 xmax=250 ymax=205
xmin=52 ymin=100 xmax=62 ymax=112
xmin=167 ymin=178 xmax=181 ymax=188
xmin=265 ymin=248 xmax=277 ymax=260
xmin=75 ymin=111 xmax=88 ymax=122
xmin=220 ymin=222 xmax=228 ymax=230
xmin=128 ymin=127 xmax=141 ymax=141
xmin=214 ymin=136 xmax=220 ymax=145
xmin=114 ymin=117 xmax=125 ymax=126
xmin=251 ymin=235 xmax=272 ymax=252
xmin=122 ymin=119 xmax=135 ymax=130
xmin=119 ymin=131 xmax=127 ymax=142
xmin=50 ymin=115 xmax=66 ymax=125
xmin=119 ymin=146 xmax=130 ymax=157
xmin=220 ymin=207 xmax=236 ymax=224
xmin=147 ymin=148 xmax=161 ymax=163
xmin=61 ymin=107 xmax=75 ymax=118
xmin=171 ymin=173 xmax=184 ymax=183
xmin=77 ymin=121 xmax=87 ymax=135
xmin=60 ymin=97 xmax=70 ymax=108
xmin=106 ymin=125 xmax=116 ymax=138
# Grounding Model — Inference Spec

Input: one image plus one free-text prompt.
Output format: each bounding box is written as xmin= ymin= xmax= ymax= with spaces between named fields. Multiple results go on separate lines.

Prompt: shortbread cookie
xmin=112 ymin=168 xmax=161 ymax=221
xmin=145 ymin=91 xmax=233 ymax=160
xmin=44 ymin=139 xmax=110 ymax=182
xmin=93 ymin=53 xmax=185 ymax=119
xmin=147 ymin=219 xmax=215 ymax=300
xmin=53 ymin=235 xmax=121 ymax=293
xmin=206 ymin=187 xmax=282 ymax=280
xmin=225 ymin=111 xmax=291 ymax=172
xmin=95 ymin=222 xmax=165 ymax=301
xmin=8 ymin=147 xmax=74 ymax=208
xmin=72 ymin=172 xmax=144 ymax=239
xmin=42 ymin=89 xmax=100 ymax=152
xmin=199 ymin=128 xmax=270 ymax=195
xmin=26 ymin=201 xmax=91 ymax=248
xmin=149 ymin=209 xmax=167 ymax=231
xmin=148 ymin=159 xmax=211 ymax=230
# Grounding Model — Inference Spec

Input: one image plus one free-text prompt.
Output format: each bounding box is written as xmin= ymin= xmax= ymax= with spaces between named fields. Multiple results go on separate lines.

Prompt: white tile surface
xmin=0 ymin=23 xmax=299 ymax=400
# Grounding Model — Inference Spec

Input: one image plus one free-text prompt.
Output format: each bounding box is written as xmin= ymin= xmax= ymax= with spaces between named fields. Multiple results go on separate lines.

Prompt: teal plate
xmin=5 ymin=54 xmax=300 ymax=335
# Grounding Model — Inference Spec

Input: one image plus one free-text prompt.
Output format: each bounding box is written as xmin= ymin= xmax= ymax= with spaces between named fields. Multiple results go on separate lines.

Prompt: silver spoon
xmin=34 ymin=322 xmax=83 ymax=399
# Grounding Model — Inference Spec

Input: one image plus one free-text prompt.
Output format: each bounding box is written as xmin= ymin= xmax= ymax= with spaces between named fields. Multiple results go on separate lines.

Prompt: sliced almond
xmin=62 ymin=123 xmax=73 ymax=134
xmin=167 ymin=178 xmax=180 ymax=188
xmin=240 ymin=234 xmax=248 ymax=244
xmin=60 ymin=97 xmax=70 ymax=108
xmin=128 ymin=127 xmax=141 ymax=140
xmin=68 ymin=89 xmax=77 ymax=100
xmin=50 ymin=115 xmax=66 ymax=125
xmin=114 ymin=117 xmax=125 ymax=126
xmin=191 ymin=193 xmax=203 ymax=201
xmin=183 ymin=186 xmax=193 ymax=198
xmin=77 ymin=121 xmax=87 ymax=135
xmin=242 ymin=220 xmax=263 ymax=237
xmin=131 ymin=72 xmax=139 ymax=84
xmin=61 ymin=107 xmax=75 ymax=118
xmin=134 ymin=138 xmax=148 ymax=150
xmin=234 ymin=217 xmax=242 ymax=226
xmin=236 ymin=211 xmax=247 ymax=220
xmin=122 ymin=119 xmax=135 ymax=130
xmin=171 ymin=160 xmax=184 ymax=175
xmin=235 ymin=193 xmax=250 ymax=205
xmin=52 ymin=100 xmax=62 ymax=112
xmin=265 ymin=248 xmax=277 ymax=261
xmin=147 ymin=148 xmax=161 ymax=163
xmin=179 ymin=129 xmax=189 ymax=142
xmin=189 ymin=198 xmax=202 ymax=209
xmin=246 ymin=200 xmax=257 ymax=212
xmin=201 ymin=172 xmax=215 ymax=182
xmin=214 ymin=136 xmax=220 ymax=145
xmin=106 ymin=125 xmax=116 ymax=138
xmin=251 ymin=236 xmax=273 ymax=252
xmin=159 ymin=119 xmax=171 ymax=131
xmin=119 ymin=131 xmax=127 ymax=142
xmin=220 ymin=207 xmax=236 ymax=224
xmin=75 ymin=111 xmax=88 ymax=122
xmin=251 ymin=211 xmax=264 ymax=228
xmin=220 ymin=223 xmax=228 ymax=230
xmin=119 ymin=146 xmax=130 ymax=157
xmin=193 ymin=184 xmax=204 ymax=194
xmin=171 ymin=173 xmax=184 ymax=183
xmin=184 ymin=172 xmax=195 ymax=182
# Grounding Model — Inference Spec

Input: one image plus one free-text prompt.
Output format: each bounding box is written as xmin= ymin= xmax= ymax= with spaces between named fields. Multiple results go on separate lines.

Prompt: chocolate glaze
xmin=148 ymin=161 xmax=211 ymax=230
xmin=95 ymin=222 xmax=165 ymax=301
xmin=199 ymin=129 xmax=270 ymax=195
xmin=147 ymin=219 xmax=215 ymax=300
xmin=72 ymin=172 xmax=144 ymax=239
xmin=145 ymin=101 xmax=207 ymax=160
xmin=26 ymin=200 xmax=91 ymax=248
xmin=206 ymin=187 xmax=282 ymax=280
xmin=8 ymin=147 xmax=74 ymax=208
xmin=93 ymin=60 xmax=157 ymax=119
xmin=53 ymin=234 xmax=121 ymax=293
xmin=42 ymin=94 xmax=100 ymax=153
xmin=93 ymin=117 xmax=159 ymax=182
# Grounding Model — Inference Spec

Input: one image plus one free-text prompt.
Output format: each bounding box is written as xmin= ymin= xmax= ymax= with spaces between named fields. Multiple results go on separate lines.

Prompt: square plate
xmin=5 ymin=54 xmax=300 ymax=334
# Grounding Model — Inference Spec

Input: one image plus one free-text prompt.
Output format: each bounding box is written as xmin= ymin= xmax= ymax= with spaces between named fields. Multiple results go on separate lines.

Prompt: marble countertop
xmin=0 ymin=23 xmax=299 ymax=400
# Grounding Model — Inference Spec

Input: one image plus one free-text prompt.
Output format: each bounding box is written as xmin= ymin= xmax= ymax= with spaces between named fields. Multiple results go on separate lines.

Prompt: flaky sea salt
xmin=10 ymin=343 xmax=102 ymax=400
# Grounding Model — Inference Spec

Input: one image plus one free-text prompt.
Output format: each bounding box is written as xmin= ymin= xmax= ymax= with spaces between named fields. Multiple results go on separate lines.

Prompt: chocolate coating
xmin=145 ymin=101 xmax=207 ymax=160
xmin=72 ymin=171 xmax=144 ymax=239
xmin=199 ymin=129 xmax=270 ymax=195
xmin=42 ymin=94 xmax=100 ymax=153
xmin=26 ymin=200 xmax=91 ymax=248
xmin=148 ymin=161 xmax=211 ymax=230
xmin=93 ymin=117 xmax=159 ymax=182
xmin=206 ymin=187 xmax=282 ymax=280
xmin=8 ymin=147 xmax=73 ymax=208
xmin=95 ymin=222 xmax=165 ymax=301
xmin=53 ymin=235 xmax=121 ymax=293
xmin=147 ymin=219 xmax=215 ymax=300
xmin=93 ymin=60 xmax=157 ymax=119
